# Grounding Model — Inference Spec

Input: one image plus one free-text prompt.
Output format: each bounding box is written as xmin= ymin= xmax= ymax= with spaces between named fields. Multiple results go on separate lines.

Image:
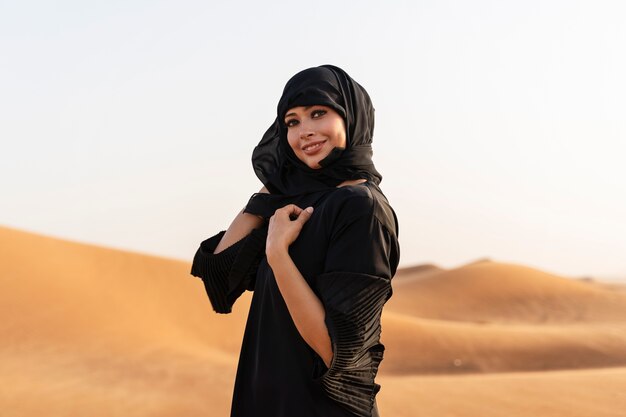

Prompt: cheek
xmin=338 ymin=129 xmax=347 ymax=148
xmin=332 ymin=120 xmax=347 ymax=148
xmin=287 ymin=131 xmax=300 ymax=153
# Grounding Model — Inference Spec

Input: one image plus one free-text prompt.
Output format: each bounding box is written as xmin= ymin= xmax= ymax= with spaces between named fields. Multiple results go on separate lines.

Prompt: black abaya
xmin=191 ymin=181 xmax=399 ymax=417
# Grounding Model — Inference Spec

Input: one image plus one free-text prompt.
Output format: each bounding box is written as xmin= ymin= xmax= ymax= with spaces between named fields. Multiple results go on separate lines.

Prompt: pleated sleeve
xmin=190 ymin=225 xmax=267 ymax=314
xmin=312 ymin=194 xmax=400 ymax=417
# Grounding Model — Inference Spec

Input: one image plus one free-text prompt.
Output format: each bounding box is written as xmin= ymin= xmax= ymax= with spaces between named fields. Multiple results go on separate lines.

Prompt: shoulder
xmin=327 ymin=183 xmax=399 ymax=237
xmin=324 ymin=183 xmax=380 ymax=224
xmin=329 ymin=183 xmax=375 ymax=215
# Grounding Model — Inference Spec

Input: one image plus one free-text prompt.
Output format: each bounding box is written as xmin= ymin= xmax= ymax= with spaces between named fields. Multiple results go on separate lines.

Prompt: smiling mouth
xmin=302 ymin=141 xmax=326 ymax=153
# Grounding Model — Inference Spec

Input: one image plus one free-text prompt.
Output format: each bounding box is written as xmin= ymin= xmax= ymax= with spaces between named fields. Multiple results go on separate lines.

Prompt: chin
xmin=307 ymin=157 xmax=326 ymax=170
xmin=302 ymin=151 xmax=333 ymax=170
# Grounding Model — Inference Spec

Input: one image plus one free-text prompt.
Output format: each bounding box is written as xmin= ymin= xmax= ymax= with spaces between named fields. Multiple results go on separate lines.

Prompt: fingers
xmin=273 ymin=204 xmax=314 ymax=223
xmin=275 ymin=204 xmax=302 ymax=217
xmin=267 ymin=205 xmax=314 ymax=251
xmin=295 ymin=206 xmax=314 ymax=225
xmin=287 ymin=205 xmax=303 ymax=220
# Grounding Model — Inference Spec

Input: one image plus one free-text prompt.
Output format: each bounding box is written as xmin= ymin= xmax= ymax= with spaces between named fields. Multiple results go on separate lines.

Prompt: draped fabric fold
xmin=190 ymin=226 xmax=267 ymax=314
xmin=244 ymin=65 xmax=383 ymax=218
xmin=312 ymin=271 xmax=393 ymax=417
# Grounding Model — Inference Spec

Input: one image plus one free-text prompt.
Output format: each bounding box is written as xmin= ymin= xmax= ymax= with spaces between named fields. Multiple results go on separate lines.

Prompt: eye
xmin=311 ymin=109 xmax=327 ymax=118
xmin=285 ymin=118 xmax=299 ymax=128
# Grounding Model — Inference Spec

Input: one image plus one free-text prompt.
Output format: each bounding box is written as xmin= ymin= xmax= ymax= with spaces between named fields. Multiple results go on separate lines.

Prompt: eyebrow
xmin=284 ymin=105 xmax=315 ymax=119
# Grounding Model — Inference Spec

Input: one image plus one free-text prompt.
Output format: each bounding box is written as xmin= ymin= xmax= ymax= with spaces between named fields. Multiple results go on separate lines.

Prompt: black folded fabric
xmin=190 ymin=226 xmax=267 ymax=313
xmin=312 ymin=271 xmax=392 ymax=417
xmin=244 ymin=65 xmax=382 ymax=219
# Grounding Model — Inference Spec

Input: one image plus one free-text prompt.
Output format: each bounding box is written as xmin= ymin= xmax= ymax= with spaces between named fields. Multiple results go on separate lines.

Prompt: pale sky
xmin=1 ymin=0 xmax=625 ymax=280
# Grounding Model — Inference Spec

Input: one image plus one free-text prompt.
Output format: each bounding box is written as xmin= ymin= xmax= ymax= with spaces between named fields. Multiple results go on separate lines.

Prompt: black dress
xmin=191 ymin=182 xmax=400 ymax=417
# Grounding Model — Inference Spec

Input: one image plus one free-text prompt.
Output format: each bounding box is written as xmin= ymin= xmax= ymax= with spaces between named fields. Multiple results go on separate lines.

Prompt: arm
xmin=286 ymin=195 xmax=398 ymax=417
xmin=265 ymin=204 xmax=333 ymax=367
xmin=214 ymin=186 xmax=268 ymax=254
xmin=190 ymin=185 xmax=269 ymax=313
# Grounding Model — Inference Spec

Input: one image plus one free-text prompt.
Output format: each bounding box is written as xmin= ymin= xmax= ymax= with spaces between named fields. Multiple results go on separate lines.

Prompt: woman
xmin=191 ymin=65 xmax=400 ymax=417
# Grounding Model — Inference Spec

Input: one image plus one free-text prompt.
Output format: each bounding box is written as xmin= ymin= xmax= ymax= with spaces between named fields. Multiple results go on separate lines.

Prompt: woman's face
xmin=284 ymin=105 xmax=346 ymax=169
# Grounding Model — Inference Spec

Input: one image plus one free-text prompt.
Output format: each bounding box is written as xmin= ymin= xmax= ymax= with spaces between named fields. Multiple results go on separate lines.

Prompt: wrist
xmin=266 ymin=244 xmax=289 ymax=266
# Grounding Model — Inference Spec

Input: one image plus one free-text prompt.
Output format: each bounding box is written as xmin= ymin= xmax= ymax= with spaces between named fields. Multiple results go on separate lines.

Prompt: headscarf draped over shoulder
xmin=244 ymin=65 xmax=382 ymax=218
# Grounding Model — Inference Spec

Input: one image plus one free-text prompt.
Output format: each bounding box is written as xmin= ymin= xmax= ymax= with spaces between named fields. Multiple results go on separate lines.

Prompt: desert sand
xmin=1 ymin=225 xmax=625 ymax=417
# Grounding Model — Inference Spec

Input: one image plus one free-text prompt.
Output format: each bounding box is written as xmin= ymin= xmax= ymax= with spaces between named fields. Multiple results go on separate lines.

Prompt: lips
xmin=302 ymin=140 xmax=326 ymax=155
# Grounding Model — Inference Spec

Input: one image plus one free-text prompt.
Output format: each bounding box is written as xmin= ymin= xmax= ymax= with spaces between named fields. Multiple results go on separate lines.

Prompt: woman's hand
xmin=265 ymin=204 xmax=332 ymax=368
xmin=266 ymin=204 xmax=314 ymax=261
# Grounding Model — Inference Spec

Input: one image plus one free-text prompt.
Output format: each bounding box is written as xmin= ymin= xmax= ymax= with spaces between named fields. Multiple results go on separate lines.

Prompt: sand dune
xmin=387 ymin=261 xmax=626 ymax=323
xmin=1 ymin=225 xmax=625 ymax=417
xmin=381 ymin=313 xmax=626 ymax=374
xmin=0 ymin=225 xmax=248 ymax=354
xmin=382 ymin=260 xmax=626 ymax=375
xmin=378 ymin=367 xmax=626 ymax=417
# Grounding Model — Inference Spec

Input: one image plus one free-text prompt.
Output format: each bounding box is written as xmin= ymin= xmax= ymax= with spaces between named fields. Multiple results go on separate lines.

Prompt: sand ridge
xmin=1 ymin=225 xmax=625 ymax=416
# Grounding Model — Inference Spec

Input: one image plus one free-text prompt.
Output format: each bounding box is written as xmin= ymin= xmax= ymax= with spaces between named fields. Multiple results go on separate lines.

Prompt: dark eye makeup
xmin=284 ymin=107 xmax=328 ymax=128
xmin=311 ymin=109 xmax=326 ymax=118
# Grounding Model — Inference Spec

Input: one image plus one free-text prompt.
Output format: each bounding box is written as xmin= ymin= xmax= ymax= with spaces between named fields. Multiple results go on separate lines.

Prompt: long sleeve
xmin=311 ymin=194 xmax=400 ymax=417
xmin=190 ymin=225 xmax=267 ymax=314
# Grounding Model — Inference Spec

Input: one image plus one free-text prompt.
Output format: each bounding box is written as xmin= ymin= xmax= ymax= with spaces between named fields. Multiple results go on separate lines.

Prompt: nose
xmin=299 ymin=125 xmax=314 ymax=140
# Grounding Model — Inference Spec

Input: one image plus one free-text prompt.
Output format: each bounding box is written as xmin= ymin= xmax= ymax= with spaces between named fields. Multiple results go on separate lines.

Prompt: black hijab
xmin=244 ymin=65 xmax=382 ymax=218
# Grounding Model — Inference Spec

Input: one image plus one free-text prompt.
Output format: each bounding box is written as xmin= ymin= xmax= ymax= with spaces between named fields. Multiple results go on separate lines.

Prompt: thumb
xmin=296 ymin=206 xmax=314 ymax=225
